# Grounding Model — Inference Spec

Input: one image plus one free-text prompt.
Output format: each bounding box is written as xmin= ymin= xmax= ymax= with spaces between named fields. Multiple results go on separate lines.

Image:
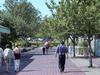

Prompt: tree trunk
xmin=73 ymin=39 xmax=76 ymax=57
xmin=94 ymin=35 xmax=96 ymax=57
xmin=88 ymin=36 xmax=93 ymax=67
xmin=70 ymin=36 xmax=76 ymax=57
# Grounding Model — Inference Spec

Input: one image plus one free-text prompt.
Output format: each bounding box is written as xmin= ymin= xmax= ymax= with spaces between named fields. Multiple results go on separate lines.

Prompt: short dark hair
xmin=61 ymin=41 xmax=65 ymax=45
xmin=6 ymin=44 xmax=10 ymax=48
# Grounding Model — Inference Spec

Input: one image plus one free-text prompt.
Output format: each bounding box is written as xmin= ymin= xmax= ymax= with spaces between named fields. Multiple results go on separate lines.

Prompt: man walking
xmin=56 ymin=41 xmax=68 ymax=73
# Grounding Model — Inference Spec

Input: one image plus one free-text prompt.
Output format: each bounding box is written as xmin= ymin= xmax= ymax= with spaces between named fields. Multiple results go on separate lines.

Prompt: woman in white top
xmin=44 ymin=41 xmax=50 ymax=54
xmin=3 ymin=44 xmax=14 ymax=72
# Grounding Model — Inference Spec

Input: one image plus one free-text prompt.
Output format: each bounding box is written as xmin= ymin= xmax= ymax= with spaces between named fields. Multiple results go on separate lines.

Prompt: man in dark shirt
xmin=56 ymin=41 xmax=68 ymax=73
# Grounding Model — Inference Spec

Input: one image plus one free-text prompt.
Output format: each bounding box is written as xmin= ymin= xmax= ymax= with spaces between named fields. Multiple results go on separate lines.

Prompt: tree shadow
xmin=20 ymin=53 xmax=34 ymax=70
xmin=64 ymin=70 xmax=89 ymax=73
xmin=20 ymin=69 xmax=40 ymax=72
xmin=89 ymin=66 xmax=100 ymax=69
xmin=1 ymin=53 xmax=34 ymax=75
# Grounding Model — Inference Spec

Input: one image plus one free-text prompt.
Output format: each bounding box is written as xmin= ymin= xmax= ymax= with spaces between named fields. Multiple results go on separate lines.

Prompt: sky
xmin=0 ymin=0 xmax=59 ymax=17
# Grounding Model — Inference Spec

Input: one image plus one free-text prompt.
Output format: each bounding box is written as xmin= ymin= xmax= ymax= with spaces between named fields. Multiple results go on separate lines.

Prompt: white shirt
xmin=4 ymin=48 xmax=14 ymax=58
xmin=0 ymin=48 xmax=3 ymax=58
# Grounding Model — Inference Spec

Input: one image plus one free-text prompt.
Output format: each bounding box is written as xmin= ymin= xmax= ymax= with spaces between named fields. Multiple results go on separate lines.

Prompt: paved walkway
xmin=0 ymin=47 xmax=100 ymax=75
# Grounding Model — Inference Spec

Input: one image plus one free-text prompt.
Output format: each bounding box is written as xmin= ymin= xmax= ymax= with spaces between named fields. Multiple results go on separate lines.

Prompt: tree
xmin=0 ymin=0 xmax=41 ymax=48
xmin=46 ymin=0 xmax=80 ymax=57
xmin=0 ymin=0 xmax=41 ymax=42
xmin=46 ymin=0 xmax=100 ymax=67
xmin=35 ymin=16 xmax=56 ymax=38
xmin=1 ymin=0 xmax=41 ymax=43
xmin=77 ymin=0 xmax=100 ymax=67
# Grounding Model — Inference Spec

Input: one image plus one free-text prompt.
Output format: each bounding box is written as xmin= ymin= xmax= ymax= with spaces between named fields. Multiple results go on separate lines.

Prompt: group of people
xmin=0 ymin=40 xmax=69 ymax=73
xmin=0 ymin=43 xmax=21 ymax=73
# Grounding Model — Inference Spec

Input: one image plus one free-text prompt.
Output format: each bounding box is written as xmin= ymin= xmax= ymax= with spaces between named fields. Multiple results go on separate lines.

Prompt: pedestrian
xmin=56 ymin=41 xmax=68 ymax=73
xmin=3 ymin=44 xmax=14 ymax=72
xmin=44 ymin=41 xmax=50 ymax=54
xmin=68 ymin=44 xmax=73 ymax=56
xmin=42 ymin=46 xmax=45 ymax=55
xmin=13 ymin=43 xmax=21 ymax=72
xmin=0 ymin=46 xmax=4 ymax=71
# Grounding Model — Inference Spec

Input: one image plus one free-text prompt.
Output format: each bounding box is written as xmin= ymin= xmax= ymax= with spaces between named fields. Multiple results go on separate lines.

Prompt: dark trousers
xmin=58 ymin=55 xmax=66 ymax=72
xmin=42 ymin=47 xmax=45 ymax=55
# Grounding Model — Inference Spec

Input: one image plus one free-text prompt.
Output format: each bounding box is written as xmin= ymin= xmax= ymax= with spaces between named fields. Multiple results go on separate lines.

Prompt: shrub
xmin=78 ymin=40 xmax=88 ymax=55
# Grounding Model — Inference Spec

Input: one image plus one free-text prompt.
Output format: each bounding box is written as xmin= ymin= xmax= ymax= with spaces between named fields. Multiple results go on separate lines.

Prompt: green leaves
xmin=45 ymin=0 xmax=100 ymax=41
xmin=0 ymin=0 xmax=41 ymax=43
xmin=3 ymin=0 xmax=41 ymax=37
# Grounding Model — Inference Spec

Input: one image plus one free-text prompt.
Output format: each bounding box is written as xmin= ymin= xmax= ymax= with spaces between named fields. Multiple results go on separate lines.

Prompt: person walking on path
xmin=56 ymin=41 xmax=68 ymax=73
xmin=3 ymin=44 xmax=14 ymax=72
xmin=42 ymin=46 xmax=46 ymax=55
xmin=13 ymin=43 xmax=21 ymax=72
xmin=44 ymin=41 xmax=50 ymax=54
xmin=0 ymin=46 xmax=4 ymax=71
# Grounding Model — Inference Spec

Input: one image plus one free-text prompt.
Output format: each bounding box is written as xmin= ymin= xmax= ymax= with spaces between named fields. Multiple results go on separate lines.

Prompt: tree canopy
xmin=0 ymin=0 xmax=41 ymax=42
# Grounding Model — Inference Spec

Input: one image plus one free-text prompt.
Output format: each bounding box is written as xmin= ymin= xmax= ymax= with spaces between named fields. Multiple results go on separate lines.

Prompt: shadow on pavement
xmin=89 ymin=66 xmax=100 ymax=69
xmin=0 ymin=53 xmax=34 ymax=75
xmin=64 ymin=70 xmax=89 ymax=73
xmin=33 ymin=53 xmax=52 ymax=56
xmin=20 ymin=53 xmax=34 ymax=71
xmin=20 ymin=69 xmax=40 ymax=72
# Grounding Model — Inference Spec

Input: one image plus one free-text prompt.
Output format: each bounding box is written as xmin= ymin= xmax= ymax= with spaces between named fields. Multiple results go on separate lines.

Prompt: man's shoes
xmin=15 ymin=70 xmax=19 ymax=72
xmin=60 ymin=70 xmax=64 ymax=73
xmin=6 ymin=70 xmax=9 ymax=73
xmin=15 ymin=69 xmax=19 ymax=72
